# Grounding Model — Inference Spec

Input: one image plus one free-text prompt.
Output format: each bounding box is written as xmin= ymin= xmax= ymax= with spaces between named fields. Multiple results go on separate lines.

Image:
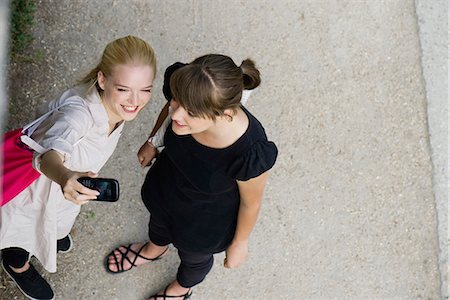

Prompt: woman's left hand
xmin=137 ymin=140 xmax=159 ymax=167
xmin=224 ymin=240 xmax=248 ymax=268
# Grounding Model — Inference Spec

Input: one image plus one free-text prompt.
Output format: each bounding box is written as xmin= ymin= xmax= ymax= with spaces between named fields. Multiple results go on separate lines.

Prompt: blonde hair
xmin=79 ymin=35 xmax=157 ymax=93
xmin=170 ymin=54 xmax=260 ymax=120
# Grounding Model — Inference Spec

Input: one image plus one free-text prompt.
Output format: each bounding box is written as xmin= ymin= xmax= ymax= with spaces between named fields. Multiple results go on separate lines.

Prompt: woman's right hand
xmin=40 ymin=150 xmax=99 ymax=205
xmin=138 ymin=141 xmax=159 ymax=167
xmin=59 ymin=171 xmax=99 ymax=205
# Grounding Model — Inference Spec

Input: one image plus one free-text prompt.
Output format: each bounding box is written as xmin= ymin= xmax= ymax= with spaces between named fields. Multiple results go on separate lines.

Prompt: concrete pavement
xmin=416 ymin=0 xmax=448 ymax=298
xmin=1 ymin=1 xmax=446 ymax=299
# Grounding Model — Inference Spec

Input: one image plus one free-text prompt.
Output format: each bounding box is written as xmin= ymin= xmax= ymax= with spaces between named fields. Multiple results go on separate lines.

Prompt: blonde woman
xmin=0 ymin=36 xmax=156 ymax=300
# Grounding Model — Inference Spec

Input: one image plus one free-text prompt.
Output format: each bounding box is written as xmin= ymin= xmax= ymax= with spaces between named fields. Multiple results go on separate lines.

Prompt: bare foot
xmin=106 ymin=241 xmax=168 ymax=273
xmin=149 ymin=280 xmax=192 ymax=300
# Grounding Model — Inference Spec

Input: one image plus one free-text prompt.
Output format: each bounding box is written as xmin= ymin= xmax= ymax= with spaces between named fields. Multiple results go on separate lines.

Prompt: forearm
xmin=225 ymin=173 xmax=269 ymax=268
xmin=39 ymin=150 xmax=71 ymax=186
xmin=224 ymin=197 xmax=261 ymax=268
xmin=146 ymin=102 xmax=171 ymax=148
xmin=149 ymin=102 xmax=170 ymax=137
xmin=138 ymin=102 xmax=171 ymax=166
xmin=233 ymin=172 xmax=269 ymax=243
xmin=232 ymin=200 xmax=261 ymax=243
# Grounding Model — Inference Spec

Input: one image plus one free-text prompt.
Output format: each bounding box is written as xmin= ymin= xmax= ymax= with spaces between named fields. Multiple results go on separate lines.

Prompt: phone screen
xmin=78 ymin=177 xmax=119 ymax=202
xmin=96 ymin=181 xmax=114 ymax=200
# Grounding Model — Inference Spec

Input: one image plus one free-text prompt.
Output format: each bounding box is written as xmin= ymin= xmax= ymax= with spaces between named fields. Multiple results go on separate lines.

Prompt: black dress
xmin=141 ymin=106 xmax=277 ymax=254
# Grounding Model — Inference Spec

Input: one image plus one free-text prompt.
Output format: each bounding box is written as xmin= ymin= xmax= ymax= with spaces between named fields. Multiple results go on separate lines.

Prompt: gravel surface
xmin=1 ymin=1 xmax=442 ymax=299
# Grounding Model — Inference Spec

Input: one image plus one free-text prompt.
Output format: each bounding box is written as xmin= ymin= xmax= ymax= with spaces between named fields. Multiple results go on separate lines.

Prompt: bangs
xmin=170 ymin=65 xmax=220 ymax=119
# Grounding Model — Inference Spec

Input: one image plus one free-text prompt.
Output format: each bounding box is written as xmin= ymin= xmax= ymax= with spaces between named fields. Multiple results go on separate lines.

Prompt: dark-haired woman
xmin=106 ymin=54 xmax=277 ymax=300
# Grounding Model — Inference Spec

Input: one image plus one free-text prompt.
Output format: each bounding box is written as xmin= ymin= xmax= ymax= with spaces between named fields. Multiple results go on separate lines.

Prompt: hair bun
xmin=240 ymin=59 xmax=261 ymax=90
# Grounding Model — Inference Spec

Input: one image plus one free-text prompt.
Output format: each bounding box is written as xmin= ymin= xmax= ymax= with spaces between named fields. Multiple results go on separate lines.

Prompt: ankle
xmin=143 ymin=242 xmax=168 ymax=256
xmin=11 ymin=261 xmax=30 ymax=273
xmin=2 ymin=261 xmax=54 ymax=300
xmin=169 ymin=280 xmax=191 ymax=294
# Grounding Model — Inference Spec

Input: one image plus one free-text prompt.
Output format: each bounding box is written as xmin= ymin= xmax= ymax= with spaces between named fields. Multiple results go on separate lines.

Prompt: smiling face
xmin=97 ymin=64 xmax=154 ymax=123
xmin=170 ymin=99 xmax=215 ymax=135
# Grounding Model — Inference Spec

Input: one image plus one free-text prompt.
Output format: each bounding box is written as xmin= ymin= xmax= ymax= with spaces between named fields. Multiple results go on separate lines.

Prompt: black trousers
xmin=149 ymin=216 xmax=214 ymax=288
xmin=2 ymin=235 xmax=68 ymax=269
xmin=2 ymin=247 xmax=29 ymax=268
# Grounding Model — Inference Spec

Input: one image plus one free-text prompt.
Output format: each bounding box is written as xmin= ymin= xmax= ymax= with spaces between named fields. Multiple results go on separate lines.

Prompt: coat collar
xmin=84 ymin=86 xmax=110 ymax=129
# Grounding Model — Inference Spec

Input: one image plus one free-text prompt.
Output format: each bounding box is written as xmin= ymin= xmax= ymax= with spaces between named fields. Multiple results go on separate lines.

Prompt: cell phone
xmin=77 ymin=177 xmax=120 ymax=202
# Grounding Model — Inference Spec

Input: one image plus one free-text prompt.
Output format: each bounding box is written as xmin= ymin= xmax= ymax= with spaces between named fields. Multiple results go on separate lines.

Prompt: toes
xmin=107 ymin=257 xmax=118 ymax=272
xmin=108 ymin=251 xmax=119 ymax=263
xmin=107 ymin=264 xmax=117 ymax=272
xmin=105 ymin=243 xmax=147 ymax=273
xmin=106 ymin=250 xmax=122 ymax=272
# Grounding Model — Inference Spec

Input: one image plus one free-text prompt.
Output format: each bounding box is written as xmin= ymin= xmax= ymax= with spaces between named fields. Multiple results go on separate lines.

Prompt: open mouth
xmin=121 ymin=105 xmax=139 ymax=113
xmin=173 ymin=120 xmax=187 ymax=127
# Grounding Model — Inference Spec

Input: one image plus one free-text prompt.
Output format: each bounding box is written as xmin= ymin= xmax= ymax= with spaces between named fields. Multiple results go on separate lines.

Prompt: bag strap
xmin=19 ymin=100 xmax=75 ymax=154
xmin=21 ymin=101 xmax=72 ymax=136
xmin=20 ymin=135 xmax=46 ymax=154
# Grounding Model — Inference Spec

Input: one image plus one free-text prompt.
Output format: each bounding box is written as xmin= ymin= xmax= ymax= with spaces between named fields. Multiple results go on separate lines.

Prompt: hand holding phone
xmin=77 ymin=177 xmax=120 ymax=202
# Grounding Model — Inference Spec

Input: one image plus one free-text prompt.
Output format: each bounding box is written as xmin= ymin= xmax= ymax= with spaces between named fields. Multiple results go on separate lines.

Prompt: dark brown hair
xmin=170 ymin=54 xmax=260 ymax=119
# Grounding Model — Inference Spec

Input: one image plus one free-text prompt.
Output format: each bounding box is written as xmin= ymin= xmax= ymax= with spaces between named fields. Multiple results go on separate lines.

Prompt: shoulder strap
xmin=19 ymin=100 xmax=76 ymax=154
xmin=21 ymin=101 xmax=72 ymax=136
xmin=20 ymin=135 xmax=46 ymax=153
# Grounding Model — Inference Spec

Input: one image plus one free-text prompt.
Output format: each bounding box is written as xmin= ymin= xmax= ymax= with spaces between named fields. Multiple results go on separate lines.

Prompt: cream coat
xmin=0 ymin=86 xmax=123 ymax=272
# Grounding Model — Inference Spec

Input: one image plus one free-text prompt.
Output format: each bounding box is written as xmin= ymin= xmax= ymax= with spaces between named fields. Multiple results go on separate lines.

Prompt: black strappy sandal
xmin=105 ymin=242 xmax=168 ymax=274
xmin=148 ymin=285 xmax=192 ymax=300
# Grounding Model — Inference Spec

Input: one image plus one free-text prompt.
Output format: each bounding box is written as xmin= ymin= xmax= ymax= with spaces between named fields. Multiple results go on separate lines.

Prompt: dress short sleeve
xmin=227 ymin=140 xmax=278 ymax=181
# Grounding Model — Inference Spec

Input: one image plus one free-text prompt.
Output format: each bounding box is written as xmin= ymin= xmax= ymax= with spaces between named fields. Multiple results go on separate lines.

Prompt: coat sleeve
xmin=31 ymin=96 xmax=93 ymax=172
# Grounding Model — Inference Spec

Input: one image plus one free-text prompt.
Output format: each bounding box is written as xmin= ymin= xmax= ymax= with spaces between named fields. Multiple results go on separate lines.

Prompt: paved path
xmin=1 ymin=1 xmax=444 ymax=299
